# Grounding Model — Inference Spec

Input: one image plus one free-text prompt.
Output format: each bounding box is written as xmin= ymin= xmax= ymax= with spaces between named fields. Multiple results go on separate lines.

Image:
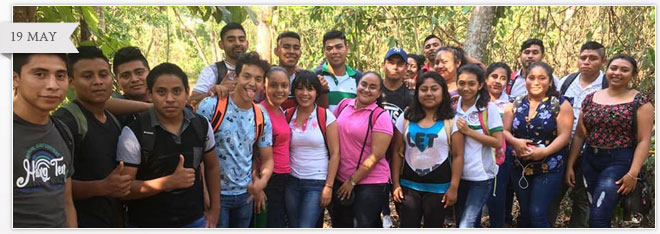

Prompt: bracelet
xmin=625 ymin=173 xmax=640 ymax=181
xmin=324 ymin=184 xmax=333 ymax=188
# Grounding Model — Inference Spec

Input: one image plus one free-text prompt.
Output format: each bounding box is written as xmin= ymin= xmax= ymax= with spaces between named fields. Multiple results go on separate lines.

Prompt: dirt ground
xmin=322 ymin=194 xmax=655 ymax=228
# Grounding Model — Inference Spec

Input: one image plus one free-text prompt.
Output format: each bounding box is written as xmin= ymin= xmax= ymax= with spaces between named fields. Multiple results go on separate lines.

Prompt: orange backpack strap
xmin=252 ymin=103 xmax=265 ymax=144
xmin=211 ymin=97 xmax=229 ymax=132
xmin=316 ymin=106 xmax=329 ymax=156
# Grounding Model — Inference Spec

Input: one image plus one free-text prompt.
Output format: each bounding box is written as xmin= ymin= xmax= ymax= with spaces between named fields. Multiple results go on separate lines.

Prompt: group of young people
xmin=13 ymin=22 xmax=653 ymax=229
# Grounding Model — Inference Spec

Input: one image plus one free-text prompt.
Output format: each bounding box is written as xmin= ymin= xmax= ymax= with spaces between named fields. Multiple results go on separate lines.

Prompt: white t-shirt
xmin=192 ymin=61 xmax=236 ymax=94
xmin=288 ymin=106 xmax=337 ymax=180
xmin=395 ymin=114 xmax=458 ymax=177
xmin=454 ymin=97 xmax=503 ymax=181
xmin=558 ymin=71 xmax=605 ymax=136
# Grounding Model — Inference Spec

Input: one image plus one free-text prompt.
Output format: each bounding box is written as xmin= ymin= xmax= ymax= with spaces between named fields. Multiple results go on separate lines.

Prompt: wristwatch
xmin=349 ymin=176 xmax=357 ymax=186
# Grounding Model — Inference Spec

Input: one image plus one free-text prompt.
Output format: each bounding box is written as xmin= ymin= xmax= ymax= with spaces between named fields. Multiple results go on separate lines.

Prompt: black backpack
xmin=51 ymin=116 xmax=74 ymax=157
xmin=559 ymin=72 xmax=609 ymax=95
xmin=215 ymin=61 xmax=229 ymax=85
xmin=134 ymin=111 xmax=208 ymax=169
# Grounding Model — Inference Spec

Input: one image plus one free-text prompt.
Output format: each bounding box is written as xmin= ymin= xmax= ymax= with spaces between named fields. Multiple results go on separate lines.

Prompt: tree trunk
xmin=256 ymin=6 xmax=275 ymax=63
xmin=464 ymin=6 xmax=497 ymax=62
xmin=13 ymin=6 xmax=36 ymax=22
xmin=94 ymin=6 xmax=105 ymax=31
xmin=173 ymin=7 xmax=209 ymax=65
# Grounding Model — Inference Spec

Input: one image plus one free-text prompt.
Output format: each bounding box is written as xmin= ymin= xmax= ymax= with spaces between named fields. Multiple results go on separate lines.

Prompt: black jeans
xmin=330 ymin=180 xmax=388 ymax=228
xmin=264 ymin=173 xmax=289 ymax=228
xmin=398 ymin=186 xmax=447 ymax=228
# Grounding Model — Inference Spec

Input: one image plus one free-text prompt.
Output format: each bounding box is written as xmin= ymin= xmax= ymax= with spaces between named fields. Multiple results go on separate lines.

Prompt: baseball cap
xmin=384 ymin=47 xmax=408 ymax=61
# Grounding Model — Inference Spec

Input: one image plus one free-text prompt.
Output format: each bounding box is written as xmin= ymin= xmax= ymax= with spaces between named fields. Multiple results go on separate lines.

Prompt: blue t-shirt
xmin=197 ymin=96 xmax=273 ymax=195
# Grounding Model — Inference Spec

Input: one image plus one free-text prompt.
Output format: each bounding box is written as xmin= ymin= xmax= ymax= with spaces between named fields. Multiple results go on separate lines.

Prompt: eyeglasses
xmin=359 ymin=81 xmax=380 ymax=91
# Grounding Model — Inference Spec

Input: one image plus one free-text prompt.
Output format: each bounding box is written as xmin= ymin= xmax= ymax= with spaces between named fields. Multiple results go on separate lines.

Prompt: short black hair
xmin=423 ymin=34 xmax=440 ymax=44
xmin=520 ymin=38 xmax=545 ymax=54
xmin=291 ymin=70 xmax=323 ymax=103
xmin=13 ymin=53 xmax=67 ymax=74
xmin=146 ymin=62 xmax=189 ymax=92
xmin=276 ymin=31 xmax=301 ymax=43
xmin=113 ymin=46 xmax=149 ymax=75
xmin=322 ymin=30 xmax=346 ymax=47
xmin=68 ymin=46 xmax=109 ymax=77
xmin=607 ymin=54 xmax=638 ymax=75
xmin=526 ymin=62 xmax=559 ymax=99
xmin=405 ymin=71 xmax=454 ymax=122
xmin=580 ymin=41 xmax=606 ymax=60
xmin=220 ymin=22 xmax=246 ymax=40
xmin=236 ymin=51 xmax=270 ymax=77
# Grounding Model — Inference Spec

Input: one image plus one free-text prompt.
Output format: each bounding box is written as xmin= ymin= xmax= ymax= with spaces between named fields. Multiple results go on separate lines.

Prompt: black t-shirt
xmin=383 ymin=84 xmax=414 ymax=161
xmin=13 ymin=114 xmax=74 ymax=228
xmin=383 ymin=84 xmax=414 ymax=124
xmin=53 ymin=101 xmax=122 ymax=228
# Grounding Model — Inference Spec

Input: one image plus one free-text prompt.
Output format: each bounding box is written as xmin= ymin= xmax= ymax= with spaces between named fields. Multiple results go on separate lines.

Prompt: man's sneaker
xmin=382 ymin=215 xmax=393 ymax=228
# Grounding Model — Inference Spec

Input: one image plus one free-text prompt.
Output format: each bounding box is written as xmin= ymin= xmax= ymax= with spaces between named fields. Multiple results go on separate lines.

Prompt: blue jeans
xmin=218 ymin=192 xmax=253 ymax=228
xmin=482 ymin=152 xmax=515 ymax=228
xmin=512 ymin=165 xmax=563 ymax=228
xmin=581 ymin=145 xmax=634 ymax=228
xmin=330 ymin=180 xmax=388 ymax=228
xmin=456 ymin=179 xmax=494 ymax=228
xmin=265 ymin=173 xmax=288 ymax=228
xmin=284 ymin=175 xmax=325 ymax=228
xmin=182 ymin=217 xmax=206 ymax=228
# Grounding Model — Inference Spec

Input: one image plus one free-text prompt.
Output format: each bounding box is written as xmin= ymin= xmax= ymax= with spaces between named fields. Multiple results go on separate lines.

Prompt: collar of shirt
xmin=347 ymin=98 xmax=379 ymax=112
xmin=575 ymin=70 xmax=604 ymax=91
xmin=148 ymin=106 xmax=194 ymax=133
xmin=455 ymin=95 xmax=480 ymax=116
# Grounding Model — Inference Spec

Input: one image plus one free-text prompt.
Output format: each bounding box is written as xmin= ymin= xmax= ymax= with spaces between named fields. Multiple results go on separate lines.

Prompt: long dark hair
xmin=607 ymin=54 xmax=638 ymax=75
xmin=404 ymin=71 xmax=454 ymax=122
xmin=457 ymin=63 xmax=490 ymax=112
xmin=361 ymin=71 xmax=385 ymax=108
xmin=485 ymin=62 xmax=512 ymax=84
xmin=526 ymin=62 xmax=559 ymax=99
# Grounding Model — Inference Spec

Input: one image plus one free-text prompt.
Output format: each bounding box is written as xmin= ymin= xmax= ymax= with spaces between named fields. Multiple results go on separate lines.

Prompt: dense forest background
xmin=13 ymin=5 xmax=656 ymax=228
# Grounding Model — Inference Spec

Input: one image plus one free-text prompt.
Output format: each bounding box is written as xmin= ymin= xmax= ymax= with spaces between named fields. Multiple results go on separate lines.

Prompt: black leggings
xmin=398 ymin=186 xmax=447 ymax=228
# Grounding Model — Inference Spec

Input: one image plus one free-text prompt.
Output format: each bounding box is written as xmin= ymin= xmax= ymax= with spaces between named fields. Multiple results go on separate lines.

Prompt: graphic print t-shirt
xmin=383 ymin=84 xmax=414 ymax=124
xmin=13 ymin=114 xmax=73 ymax=228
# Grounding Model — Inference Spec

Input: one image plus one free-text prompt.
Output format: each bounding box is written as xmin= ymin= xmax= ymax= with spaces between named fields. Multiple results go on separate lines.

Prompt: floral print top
xmin=582 ymin=92 xmax=651 ymax=148
xmin=509 ymin=95 xmax=570 ymax=175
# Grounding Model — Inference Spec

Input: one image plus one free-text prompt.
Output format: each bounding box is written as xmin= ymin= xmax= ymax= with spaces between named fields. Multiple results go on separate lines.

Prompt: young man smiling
xmin=196 ymin=51 xmax=274 ymax=228
xmin=13 ymin=53 xmax=77 ymax=228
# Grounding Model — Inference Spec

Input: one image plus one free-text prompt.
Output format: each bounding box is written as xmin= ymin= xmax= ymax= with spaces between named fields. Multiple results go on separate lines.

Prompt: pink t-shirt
xmin=261 ymin=102 xmax=291 ymax=174
xmin=333 ymin=98 xmax=393 ymax=184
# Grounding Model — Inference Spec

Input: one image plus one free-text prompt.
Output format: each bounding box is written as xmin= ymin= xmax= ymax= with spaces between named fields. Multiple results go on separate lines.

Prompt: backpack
xmin=477 ymin=110 xmax=506 ymax=166
xmin=51 ymin=116 xmax=75 ymax=157
xmin=134 ymin=111 xmax=208 ymax=169
xmin=284 ymin=106 xmax=329 ymax=154
xmin=559 ymin=72 xmax=609 ymax=95
xmin=505 ymin=70 xmax=520 ymax=95
xmin=61 ymin=101 xmax=121 ymax=144
xmin=215 ymin=61 xmax=228 ymax=85
xmin=399 ymin=118 xmax=454 ymax=175
xmin=209 ymin=96 xmax=264 ymax=144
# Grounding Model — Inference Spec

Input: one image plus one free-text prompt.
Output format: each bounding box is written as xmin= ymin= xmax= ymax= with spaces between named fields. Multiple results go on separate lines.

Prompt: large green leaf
xmin=80 ymin=6 xmax=99 ymax=31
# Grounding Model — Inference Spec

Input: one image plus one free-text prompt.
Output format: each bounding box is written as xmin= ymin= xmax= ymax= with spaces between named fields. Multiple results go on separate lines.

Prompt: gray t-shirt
xmin=13 ymin=113 xmax=74 ymax=228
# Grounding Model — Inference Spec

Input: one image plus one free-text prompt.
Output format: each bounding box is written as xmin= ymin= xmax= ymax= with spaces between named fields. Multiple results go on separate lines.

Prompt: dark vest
xmin=126 ymin=111 xmax=208 ymax=227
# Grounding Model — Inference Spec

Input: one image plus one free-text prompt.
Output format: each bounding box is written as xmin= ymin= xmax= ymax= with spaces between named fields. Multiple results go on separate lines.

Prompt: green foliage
xmin=32 ymin=6 xmax=655 ymax=104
